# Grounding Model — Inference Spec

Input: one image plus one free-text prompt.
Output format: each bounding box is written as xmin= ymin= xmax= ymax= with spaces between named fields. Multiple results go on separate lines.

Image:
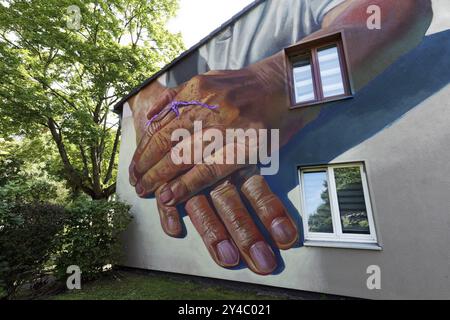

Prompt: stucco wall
xmin=117 ymin=0 xmax=450 ymax=299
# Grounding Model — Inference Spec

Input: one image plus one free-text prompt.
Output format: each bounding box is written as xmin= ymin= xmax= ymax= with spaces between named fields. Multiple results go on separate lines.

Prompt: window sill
xmin=303 ymin=240 xmax=382 ymax=251
xmin=290 ymin=94 xmax=353 ymax=109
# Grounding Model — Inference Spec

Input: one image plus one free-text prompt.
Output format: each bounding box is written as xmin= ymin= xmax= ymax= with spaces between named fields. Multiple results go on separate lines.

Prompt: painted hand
xmin=155 ymin=167 xmax=298 ymax=275
xmin=128 ymin=58 xmax=307 ymax=275
xmin=129 ymin=54 xmax=319 ymax=202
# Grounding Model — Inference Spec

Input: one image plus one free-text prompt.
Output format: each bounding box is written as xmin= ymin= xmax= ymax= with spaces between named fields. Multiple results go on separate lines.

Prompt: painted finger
xmin=156 ymin=161 xmax=248 ymax=206
xmin=154 ymin=140 xmax=252 ymax=205
xmin=210 ymin=181 xmax=277 ymax=275
xmin=241 ymin=175 xmax=298 ymax=250
xmin=185 ymin=195 xmax=240 ymax=268
xmin=129 ymin=81 xmax=169 ymax=142
xmin=129 ymin=87 xmax=180 ymax=186
xmin=129 ymin=110 xmax=177 ymax=186
xmin=155 ymin=184 xmax=183 ymax=238
xmin=133 ymin=105 xmax=222 ymax=179
xmin=230 ymin=165 xmax=260 ymax=186
xmin=146 ymin=87 xmax=180 ymax=120
xmin=135 ymin=128 xmax=226 ymax=197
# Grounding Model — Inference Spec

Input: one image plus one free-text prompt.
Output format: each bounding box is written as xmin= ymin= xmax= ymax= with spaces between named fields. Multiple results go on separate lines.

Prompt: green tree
xmin=0 ymin=137 xmax=69 ymax=203
xmin=0 ymin=0 xmax=184 ymax=199
xmin=308 ymin=181 xmax=333 ymax=233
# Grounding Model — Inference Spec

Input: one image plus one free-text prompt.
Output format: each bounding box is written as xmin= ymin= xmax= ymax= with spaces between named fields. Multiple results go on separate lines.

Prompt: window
xmin=292 ymin=55 xmax=315 ymax=103
xmin=298 ymin=163 xmax=378 ymax=244
xmin=285 ymin=32 xmax=352 ymax=108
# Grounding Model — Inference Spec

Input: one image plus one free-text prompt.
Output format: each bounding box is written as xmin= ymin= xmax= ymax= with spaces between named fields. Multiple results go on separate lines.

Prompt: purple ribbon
xmin=146 ymin=100 xmax=219 ymax=127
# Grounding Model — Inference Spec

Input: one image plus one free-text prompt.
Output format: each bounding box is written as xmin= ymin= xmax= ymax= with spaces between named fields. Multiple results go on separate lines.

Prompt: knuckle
xmin=257 ymin=194 xmax=285 ymax=222
xmin=196 ymin=164 xmax=219 ymax=182
xmin=194 ymin=74 xmax=207 ymax=83
xmin=203 ymin=222 xmax=224 ymax=244
xmin=189 ymin=203 xmax=211 ymax=224
xmin=247 ymin=174 xmax=265 ymax=188
xmin=256 ymin=193 xmax=278 ymax=209
xmin=184 ymin=203 xmax=222 ymax=244
xmin=153 ymin=131 xmax=171 ymax=154
xmin=165 ymin=153 xmax=181 ymax=172
xmin=140 ymin=173 xmax=153 ymax=190
xmin=242 ymin=175 xmax=267 ymax=200
xmin=149 ymin=120 xmax=163 ymax=135
xmin=156 ymin=88 xmax=177 ymax=107
xmin=156 ymin=89 xmax=171 ymax=105
xmin=210 ymin=181 xmax=237 ymax=209
xmin=170 ymin=143 xmax=188 ymax=165
xmin=172 ymin=178 xmax=191 ymax=201
xmin=227 ymin=212 xmax=259 ymax=249
xmin=190 ymin=74 xmax=209 ymax=90
xmin=166 ymin=88 xmax=178 ymax=99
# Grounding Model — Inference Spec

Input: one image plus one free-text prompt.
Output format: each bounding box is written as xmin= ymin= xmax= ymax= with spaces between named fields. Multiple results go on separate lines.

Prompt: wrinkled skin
xmin=126 ymin=0 xmax=432 ymax=275
xmin=130 ymin=60 xmax=304 ymax=200
xmin=156 ymin=166 xmax=298 ymax=275
xmin=128 ymin=59 xmax=303 ymax=275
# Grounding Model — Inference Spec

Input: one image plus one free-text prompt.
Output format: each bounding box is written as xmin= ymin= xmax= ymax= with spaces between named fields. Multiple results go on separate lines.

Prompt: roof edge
xmin=113 ymin=0 xmax=266 ymax=114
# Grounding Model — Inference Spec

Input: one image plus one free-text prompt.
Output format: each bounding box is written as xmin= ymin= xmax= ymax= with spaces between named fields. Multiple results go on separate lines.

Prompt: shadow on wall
xmin=264 ymin=30 xmax=450 ymax=246
xmin=167 ymin=31 xmax=450 ymax=275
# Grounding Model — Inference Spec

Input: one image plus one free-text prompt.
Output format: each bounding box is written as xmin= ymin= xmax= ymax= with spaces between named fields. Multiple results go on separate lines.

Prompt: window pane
xmin=334 ymin=167 xmax=370 ymax=234
xmin=303 ymin=171 xmax=333 ymax=233
xmin=318 ymin=46 xmax=345 ymax=98
xmin=293 ymin=57 xmax=315 ymax=103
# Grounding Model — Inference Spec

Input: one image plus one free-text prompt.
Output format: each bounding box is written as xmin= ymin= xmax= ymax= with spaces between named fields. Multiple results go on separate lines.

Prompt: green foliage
xmin=308 ymin=181 xmax=334 ymax=233
xmin=0 ymin=0 xmax=184 ymax=199
xmin=1 ymin=0 xmax=176 ymax=297
xmin=0 ymin=198 xmax=131 ymax=299
xmin=0 ymin=153 xmax=23 ymax=188
xmin=308 ymin=167 xmax=370 ymax=233
xmin=51 ymin=271 xmax=283 ymax=300
xmin=334 ymin=167 xmax=370 ymax=233
xmin=0 ymin=137 xmax=70 ymax=203
xmin=55 ymin=198 xmax=132 ymax=281
xmin=0 ymin=136 xmax=132 ymax=299
xmin=0 ymin=202 xmax=67 ymax=299
xmin=334 ymin=167 xmax=362 ymax=190
xmin=0 ymin=179 xmax=58 ymax=203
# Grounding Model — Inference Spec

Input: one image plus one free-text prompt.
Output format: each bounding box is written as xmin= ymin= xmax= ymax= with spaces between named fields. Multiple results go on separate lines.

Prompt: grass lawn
xmin=49 ymin=271 xmax=285 ymax=300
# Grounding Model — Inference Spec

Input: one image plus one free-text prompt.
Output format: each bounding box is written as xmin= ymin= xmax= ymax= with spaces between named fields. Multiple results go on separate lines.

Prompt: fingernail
xmin=249 ymin=241 xmax=277 ymax=275
xmin=216 ymin=240 xmax=239 ymax=266
xmin=159 ymin=186 xmax=174 ymax=204
xmin=270 ymin=217 xmax=297 ymax=247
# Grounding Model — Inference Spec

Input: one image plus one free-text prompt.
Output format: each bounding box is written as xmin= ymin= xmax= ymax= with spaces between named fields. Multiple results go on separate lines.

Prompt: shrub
xmin=0 ymin=202 xmax=67 ymax=299
xmin=0 ymin=177 xmax=65 ymax=204
xmin=0 ymin=198 xmax=132 ymax=299
xmin=54 ymin=198 xmax=132 ymax=281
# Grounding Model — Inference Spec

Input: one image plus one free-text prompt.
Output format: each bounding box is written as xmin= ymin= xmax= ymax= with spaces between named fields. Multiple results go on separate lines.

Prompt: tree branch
xmin=78 ymin=143 xmax=91 ymax=183
xmin=103 ymin=123 xmax=121 ymax=185
xmin=89 ymin=145 xmax=101 ymax=196
xmin=102 ymin=182 xmax=116 ymax=198
xmin=47 ymin=117 xmax=95 ymax=197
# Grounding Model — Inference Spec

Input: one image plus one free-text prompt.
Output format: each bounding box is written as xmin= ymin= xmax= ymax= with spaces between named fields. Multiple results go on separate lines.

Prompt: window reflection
xmin=293 ymin=57 xmax=315 ymax=103
xmin=334 ymin=167 xmax=370 ymax=234
xmin=317 ymin=46 xmax=345 ymax=98
xmin=303 ymin=171 xmax=333 ymax=233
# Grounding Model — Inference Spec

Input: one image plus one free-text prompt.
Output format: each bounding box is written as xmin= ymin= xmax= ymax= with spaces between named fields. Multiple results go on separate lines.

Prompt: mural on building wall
xmin=122 ymin=0 xmax=434 ymax=276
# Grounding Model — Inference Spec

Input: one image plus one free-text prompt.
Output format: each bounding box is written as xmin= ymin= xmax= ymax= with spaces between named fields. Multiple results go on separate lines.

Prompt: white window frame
xmin=298 ymin=163 xmax=378 ymax=244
